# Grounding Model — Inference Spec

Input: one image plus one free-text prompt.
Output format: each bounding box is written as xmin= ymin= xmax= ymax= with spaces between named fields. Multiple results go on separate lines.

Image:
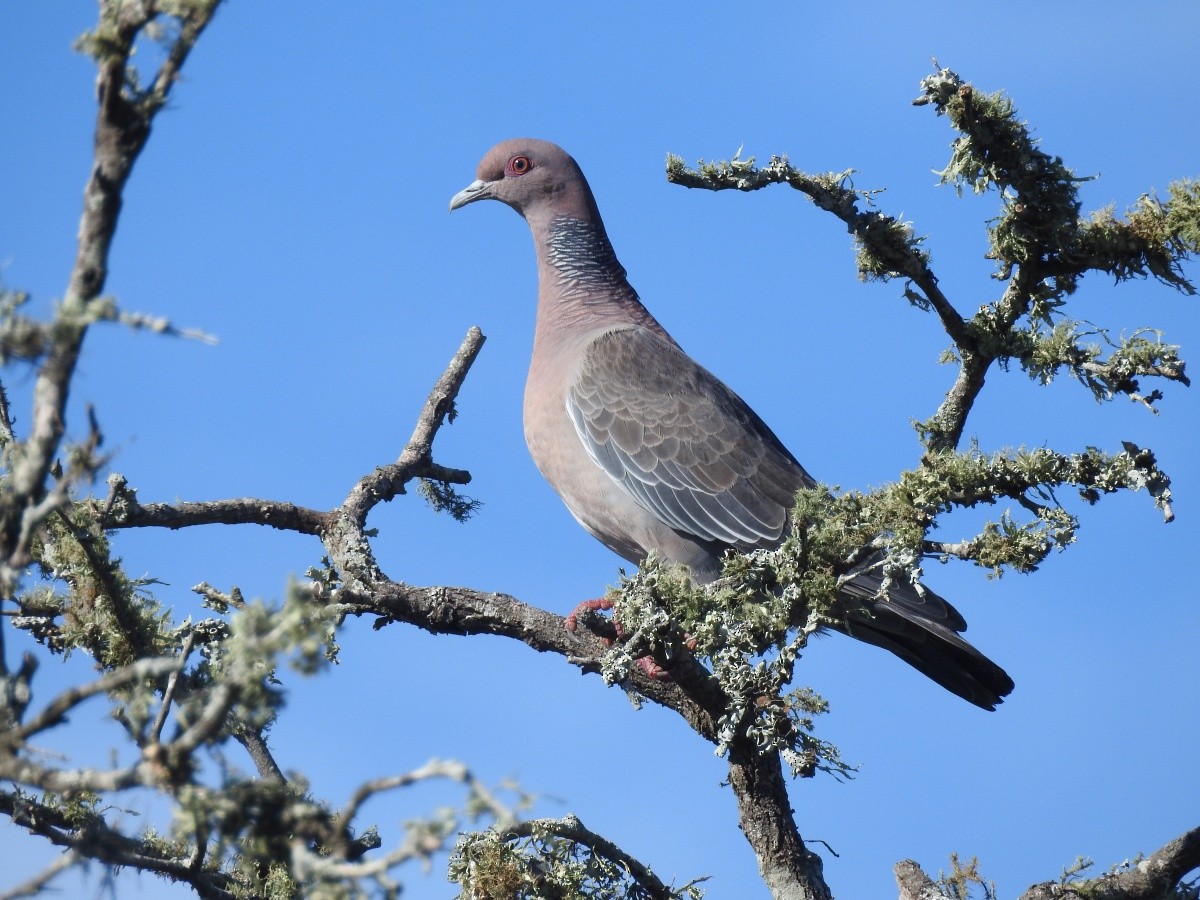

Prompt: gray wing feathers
xmin=564 ymin=326 xmax=1014 ymax=709
xmin=566 ymin=327 xmax=808 ymax=550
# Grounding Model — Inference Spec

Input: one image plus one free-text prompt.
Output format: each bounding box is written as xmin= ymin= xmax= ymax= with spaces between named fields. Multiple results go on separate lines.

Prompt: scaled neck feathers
xmin=539 ymin=216 xmax=662 ymax=332
xmin=545 ymin=216 xmax=630 ymax=298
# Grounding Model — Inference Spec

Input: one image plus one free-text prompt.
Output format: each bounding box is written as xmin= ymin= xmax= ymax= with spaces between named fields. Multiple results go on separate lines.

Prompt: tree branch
xmin=1018 ymin=825 xmax=1200 ymax=900
xmin=233 ymin=725 xmax=286 ymax=784
xmin=0 ymin=788 xmax=235 ymax=900
xmin=0 ymin=0 xmax=221 ymax=589
xmin=342 ymin=325 xmax=484 ymax=526
xmin=502 ymin=814 xmax=691 ymax=900
xmin=727 ymin=740 xmax=832 ymax=900
xmin=349 ymin=580 xmax=723 ymax=740
xmin=666 ymin=155 xmax=971 ymax=349
xmin=149 ymin=630 xmax=197 ymax=744
xmin=107 ymin=325 xmax=484 ymax=539
xmin=3 ymin=656 xmax=180 ymax=747
xmin=292 ymin=758 xmax=520 ymax=891
xmin=894 ymin=859 xmax=942 ymax=900
xmin=895 ymin=826 xmax=1200 ymax=900
xmin=109 ymin=496 xmax=326 ymax=534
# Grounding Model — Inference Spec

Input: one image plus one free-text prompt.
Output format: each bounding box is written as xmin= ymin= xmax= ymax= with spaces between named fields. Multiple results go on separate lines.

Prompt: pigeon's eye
xmin=507 ymin=155 xmax=533 ymax=176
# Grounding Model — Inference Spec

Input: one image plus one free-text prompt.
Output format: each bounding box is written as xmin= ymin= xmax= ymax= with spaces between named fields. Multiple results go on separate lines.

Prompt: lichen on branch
xmin=670 ymin=65 xmax=1196 ymax=455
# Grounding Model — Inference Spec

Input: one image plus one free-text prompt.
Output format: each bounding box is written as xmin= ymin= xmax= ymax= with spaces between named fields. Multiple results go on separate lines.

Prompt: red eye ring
xmin=506 ymin=155 xmax=533 ymax=176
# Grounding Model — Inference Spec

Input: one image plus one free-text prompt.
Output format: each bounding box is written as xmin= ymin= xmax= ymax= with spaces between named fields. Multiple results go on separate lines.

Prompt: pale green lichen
xmin=450 ymin=821 xmax=706 ymax=900
xmin=418 ymin=477 xmax=482 ymax=521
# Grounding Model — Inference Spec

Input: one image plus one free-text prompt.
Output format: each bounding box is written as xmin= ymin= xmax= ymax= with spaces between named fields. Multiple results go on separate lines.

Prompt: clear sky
xmin=2 ymin=2 xmax=1198 ymax=898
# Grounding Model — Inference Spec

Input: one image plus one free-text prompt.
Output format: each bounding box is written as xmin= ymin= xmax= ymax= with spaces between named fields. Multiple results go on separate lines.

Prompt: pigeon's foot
xmin=563 ymin=597 xmax=671 ymax=682
xmin=633 ymin=655 xmax=671 ymax=681
xmin=564 ymin=597 xmax=615 ymax=635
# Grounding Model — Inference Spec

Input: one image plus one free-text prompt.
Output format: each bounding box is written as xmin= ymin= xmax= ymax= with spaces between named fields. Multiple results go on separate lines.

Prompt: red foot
xmin=564 ymin=598 xmax=614 ymax=633
xmin=635 ymin=655 xmax=672 ymax=681
xmin=564 ymin=597 xmax=672 ymax=681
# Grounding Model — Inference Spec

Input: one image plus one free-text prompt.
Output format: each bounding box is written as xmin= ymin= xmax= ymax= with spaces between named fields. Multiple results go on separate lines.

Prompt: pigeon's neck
xmin=532 ymin=216 xmax=663 ymax=335
xmin=543 ymin=215 xmax=628 ymax=294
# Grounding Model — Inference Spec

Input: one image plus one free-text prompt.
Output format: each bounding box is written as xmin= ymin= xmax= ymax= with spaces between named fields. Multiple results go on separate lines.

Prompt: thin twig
xmin=667 ymin=157 xmax=971 ymax=347
xmin=341 ymin=758 xmax=473 ymax=831
xmin=341 ymin=326 xmax=485 ymax=526
xmin=5 ymin=657 xmax=181 ymax=746
xmin=149 ymin=630 xmax=198 ymax=744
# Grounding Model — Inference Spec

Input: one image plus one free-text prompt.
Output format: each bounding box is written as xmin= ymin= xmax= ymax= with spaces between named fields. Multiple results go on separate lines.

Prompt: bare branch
xmin=348 ymin=579 xmax=723 ymax=739
xmin=342 ymin=325 xmax=485 ymax=526
xmin=149 ymin=630 xmax=197 ymax=744
xmin=108 ymin=496 xmax=326 ymax=534
xmin=108 ymin=326 xmax=486 ymax=540
xmin=339 ymin=758 xmax=495 ymax=830
xmin=233 ymin=725 xmax=285 ymax=783
xmin=4 ymin=656 xmax=181 ymax=746
xmin=894 ymin=859 xmax=943 ymax=900
xmin=0 ymin=751 xmax=150 ymax=795
xmin=728 ymin=742 xmax=832 ymax=900
xmin=292 ymin=758 xmax=519 ymax=890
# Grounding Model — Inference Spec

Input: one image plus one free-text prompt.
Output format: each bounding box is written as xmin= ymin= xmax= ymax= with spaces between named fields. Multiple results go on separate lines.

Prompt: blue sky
xmin=2 ymin=2 xmax=1199 ymax=897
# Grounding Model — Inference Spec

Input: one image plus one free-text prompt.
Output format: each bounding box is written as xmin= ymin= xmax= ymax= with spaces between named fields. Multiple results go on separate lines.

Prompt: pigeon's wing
xmin=566 ymin=326 xmax=810 ymax=550
xmin=567 ymin=326 xmax=1014 ymax=710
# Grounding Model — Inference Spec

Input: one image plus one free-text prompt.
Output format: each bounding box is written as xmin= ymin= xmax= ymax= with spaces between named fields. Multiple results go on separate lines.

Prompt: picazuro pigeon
xmin=450 ymin=138 xmax=1014 ymax=709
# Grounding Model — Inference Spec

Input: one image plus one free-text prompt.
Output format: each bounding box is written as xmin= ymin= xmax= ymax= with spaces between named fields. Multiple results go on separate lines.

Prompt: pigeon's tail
xmin=840 ymin=600 xmax=1015 ymax=711
xmin=687 ymin=548 xmax=1014 ymax=709
xmin=820 ymin=557 xmax=1014 ymax=710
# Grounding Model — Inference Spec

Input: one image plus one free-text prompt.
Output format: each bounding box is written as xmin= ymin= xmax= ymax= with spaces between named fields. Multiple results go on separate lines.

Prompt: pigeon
xmin=450 ymin=139 xmax=1014 ymax=709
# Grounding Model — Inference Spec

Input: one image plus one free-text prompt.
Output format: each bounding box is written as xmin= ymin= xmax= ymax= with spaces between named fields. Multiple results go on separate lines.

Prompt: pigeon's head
xmin=450 ymin=139 xmax=599 ymax=226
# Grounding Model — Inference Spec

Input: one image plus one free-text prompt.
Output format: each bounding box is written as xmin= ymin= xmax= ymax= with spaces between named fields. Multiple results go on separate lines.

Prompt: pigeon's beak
xmin=449 ymin=179 xmax=491 ymax=212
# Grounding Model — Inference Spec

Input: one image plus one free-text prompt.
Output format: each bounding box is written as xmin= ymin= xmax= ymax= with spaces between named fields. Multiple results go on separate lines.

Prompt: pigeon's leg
xmin=632 ymin=654 xmax=671 ymax=681
xmin=563 ymin=598 xmax=671 ymax=681
xmin=563 ymin=598 xmax=614 ymax=634
xmin=611 ymin=611 xmax=673 ymax=681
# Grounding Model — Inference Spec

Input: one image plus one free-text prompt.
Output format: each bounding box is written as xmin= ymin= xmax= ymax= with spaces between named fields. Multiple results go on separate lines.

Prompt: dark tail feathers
xmin=841 ymin=600 xmax=1014 ymax=710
